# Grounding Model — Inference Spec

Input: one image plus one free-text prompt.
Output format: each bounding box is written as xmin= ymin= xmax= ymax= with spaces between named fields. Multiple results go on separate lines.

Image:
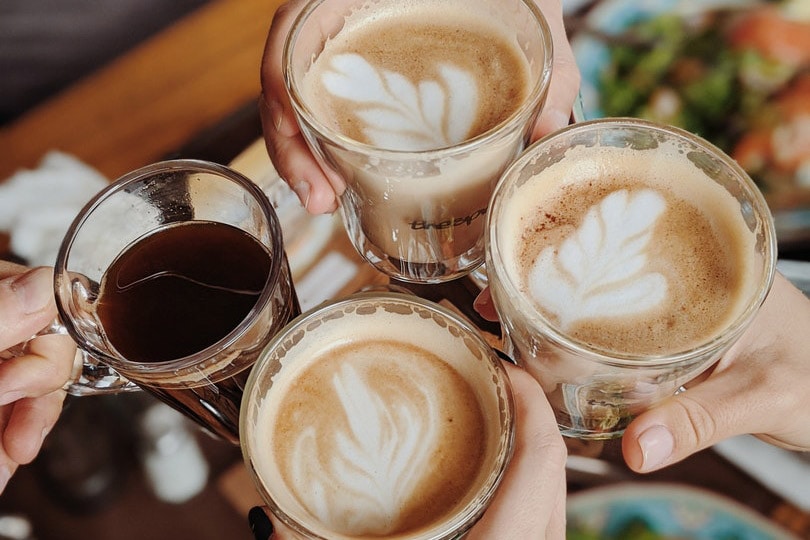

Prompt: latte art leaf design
xmin=291 ymin=363 xmax=440 ymax=535
xmin=529 ymin=189 xmax=668 ymax=330
xmin=321 ymin=53 xmax=478 ymax=150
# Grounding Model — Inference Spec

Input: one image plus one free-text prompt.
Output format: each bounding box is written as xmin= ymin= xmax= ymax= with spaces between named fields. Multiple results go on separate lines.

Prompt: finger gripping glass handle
xmin=1 ymin=318 xmax=140 ymax=396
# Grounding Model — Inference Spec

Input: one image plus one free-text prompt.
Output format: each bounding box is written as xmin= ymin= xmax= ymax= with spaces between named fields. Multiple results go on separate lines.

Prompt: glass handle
xmin=0 ymin=318 xmax=140 ymax=396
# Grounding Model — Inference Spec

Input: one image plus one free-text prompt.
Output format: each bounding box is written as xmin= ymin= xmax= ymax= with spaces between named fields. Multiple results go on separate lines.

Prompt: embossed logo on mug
xmin=292 ymin=1 xmax=539 ymax=274
xmin=409 ymin=207 xmax=488 ymax=230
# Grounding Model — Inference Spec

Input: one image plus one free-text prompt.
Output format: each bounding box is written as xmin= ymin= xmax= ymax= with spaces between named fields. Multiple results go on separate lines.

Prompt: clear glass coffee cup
xmin=486 ymin=118 xmax=777 ymax=439
xmin=283 ymin=0 xmax=553 ymax=283
xmin=45 ymin=160 xmax=300 ymax=445
xmin=240 ymin=292 xmax=515 ymax=539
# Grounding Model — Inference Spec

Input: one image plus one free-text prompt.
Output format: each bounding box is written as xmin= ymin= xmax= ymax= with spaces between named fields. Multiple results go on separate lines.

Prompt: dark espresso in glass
xmin=97 ymin=221 xmax=301 ymax=444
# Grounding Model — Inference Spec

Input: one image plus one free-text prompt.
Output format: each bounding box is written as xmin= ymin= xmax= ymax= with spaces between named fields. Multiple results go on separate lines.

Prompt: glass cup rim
xmin=282 ymin=0 xmax=554 ymax=159
xmin=240 ymin=290 xmax=516 ymax=540
xmin=53 ymin=158 xmax=287 ymax=375
xmin=486 ymin=117 xmax=778 ymax=367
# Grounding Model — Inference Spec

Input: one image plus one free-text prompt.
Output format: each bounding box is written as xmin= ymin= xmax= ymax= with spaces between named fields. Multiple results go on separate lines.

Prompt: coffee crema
xmin=497 ymin=141 xmax=759 ymax=356
xmin=249 ymin=300 xmax=507 ymax=538
xmin=300 ymin=1 xmax=529 ymax=151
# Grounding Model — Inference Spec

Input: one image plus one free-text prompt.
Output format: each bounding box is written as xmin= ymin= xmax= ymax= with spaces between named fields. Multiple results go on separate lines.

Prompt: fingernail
xmin=638 ymin=425 xmax=674 ymax=471
xmin=293 ymin=180 xmax=311 ymax=210
xmin=0 ymin=465 xmax=11 ymax=493
xmin=473 ymin=292 xmax=491 ymax=313
xmin=546 ymin=109 xmax=571 ymax=132
xmin=248 ymin=506 xmax=274 ymax=540
xmin=0 ymin=391 xmax=26 ymax=407
xmin=41 ymin=425 xmax=52 ymax=446
xmin=268 ymin=100 xmax=284 ymax=133
xmin=10 ymin=269 xmax=53 ymax=315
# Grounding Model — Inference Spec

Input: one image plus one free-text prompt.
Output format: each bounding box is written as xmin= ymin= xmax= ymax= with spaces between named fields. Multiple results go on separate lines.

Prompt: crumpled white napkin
xmin=0 ymin=151 xmax=108 ymax=267
xmin=714 ymin=435 xmax=810 ymax=511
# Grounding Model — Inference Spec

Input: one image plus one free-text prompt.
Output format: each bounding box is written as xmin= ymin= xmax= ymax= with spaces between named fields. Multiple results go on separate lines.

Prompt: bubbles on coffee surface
xmin=320 ymin=53 xmax=478 ymax=151
xmin=502 ymin=142 xmax=760 ymax=356
xmin=528 ymin=189 xmax=668 ymax=330
xmin=299 ymin=6 xmax=529 ymax=155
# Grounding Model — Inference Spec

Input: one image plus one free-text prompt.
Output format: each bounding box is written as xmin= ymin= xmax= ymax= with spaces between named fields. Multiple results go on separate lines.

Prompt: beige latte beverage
xmin=240 ymin=293 xmax=514 ymax=539
xmin=285 ymin=0 xmax=552 ymax=282
xmin=487 ymin=119 xmax=777 ymax=439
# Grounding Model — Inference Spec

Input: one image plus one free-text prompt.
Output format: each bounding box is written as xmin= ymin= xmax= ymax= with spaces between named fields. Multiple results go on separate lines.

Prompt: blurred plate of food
xmin=567 ymin=483 xmax=799 ymax=539
xmin=571 ymin=0 xmax=810 ymax=254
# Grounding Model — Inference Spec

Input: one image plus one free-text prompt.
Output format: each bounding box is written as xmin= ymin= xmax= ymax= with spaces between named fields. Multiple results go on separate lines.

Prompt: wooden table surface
xmin=0 ymin=0 xmax=283 ymax=182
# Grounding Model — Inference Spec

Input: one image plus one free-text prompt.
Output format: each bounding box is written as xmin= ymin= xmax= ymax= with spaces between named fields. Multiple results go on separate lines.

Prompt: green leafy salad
xmin=592 ymin=1 xmax=810 ymax=222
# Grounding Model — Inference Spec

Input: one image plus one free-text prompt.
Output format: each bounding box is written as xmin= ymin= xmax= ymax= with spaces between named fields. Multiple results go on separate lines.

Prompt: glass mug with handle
xmin=241 ymin=292 xmax=515 ymax=539
xmin=284 ymin=0 xmax=553 ymax=283
xmin=8 ymin=160 xmax=301 ymax=445
xmin=486 ymin=118 xmax=777 ymax=439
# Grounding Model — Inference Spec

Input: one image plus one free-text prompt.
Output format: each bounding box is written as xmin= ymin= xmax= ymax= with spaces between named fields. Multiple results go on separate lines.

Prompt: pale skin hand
xmin=260 ymin=0 xmax=581 ymax=214
xmin=253 ymin=363 xmax=568 ymax=539
xmin=0 ymin=263 xmax=76 ymax=494
xmin=622 ymin=272 xmax=810 ymax=472
xmin=476 ymin=273 xmax=810 ymax=471
xmin=467 ymin=364 xmax=568 ymax=540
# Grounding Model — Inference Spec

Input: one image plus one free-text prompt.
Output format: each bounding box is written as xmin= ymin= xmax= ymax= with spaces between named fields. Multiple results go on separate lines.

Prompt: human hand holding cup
xmin=485 ymin=118 xmax=777 ymax=439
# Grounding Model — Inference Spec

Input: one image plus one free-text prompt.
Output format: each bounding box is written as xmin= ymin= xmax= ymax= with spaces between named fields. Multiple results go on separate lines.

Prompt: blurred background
xmin=1 ymin=2 xmax=252 ymax=539
xmin=0 ymin=0 xmax=211 ymax=126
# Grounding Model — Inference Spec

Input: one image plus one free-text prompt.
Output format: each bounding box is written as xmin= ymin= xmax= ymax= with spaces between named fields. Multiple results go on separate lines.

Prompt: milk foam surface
xmin=253 ymin=306 xmax=497 ymax=538
xmin=300 ymin=0 xmax=529 ymax=151
xmin=499 ymin=142 xmax=759 ymax=355
xmin=321 ymin=53 xmax=478 ymax=150
xmin=529 ymin=188 xmax=669 ymax=330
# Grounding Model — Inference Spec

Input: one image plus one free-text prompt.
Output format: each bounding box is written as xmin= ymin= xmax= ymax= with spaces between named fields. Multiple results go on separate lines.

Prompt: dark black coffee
xmin=97 ymin=221 xmax=300 ymax=444
xmin=98 ymin=221 xmax=270 ymax=363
